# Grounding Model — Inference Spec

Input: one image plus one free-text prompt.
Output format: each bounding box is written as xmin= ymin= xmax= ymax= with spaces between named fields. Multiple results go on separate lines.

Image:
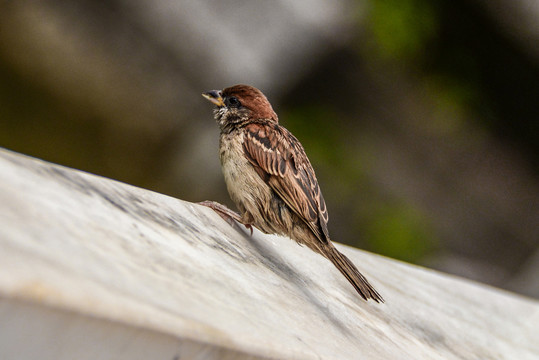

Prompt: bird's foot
xmin=198 ymin=201 xmax=253 ymax=235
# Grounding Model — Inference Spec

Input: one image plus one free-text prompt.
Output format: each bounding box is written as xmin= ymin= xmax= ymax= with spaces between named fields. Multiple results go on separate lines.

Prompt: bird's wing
xmin=242 ymin=122 xmax=330 ymax=243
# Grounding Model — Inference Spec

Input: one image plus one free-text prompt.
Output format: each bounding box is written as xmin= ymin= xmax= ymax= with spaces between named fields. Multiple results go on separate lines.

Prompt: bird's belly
xmin=219 ymin=134 xmax=285 ymax=234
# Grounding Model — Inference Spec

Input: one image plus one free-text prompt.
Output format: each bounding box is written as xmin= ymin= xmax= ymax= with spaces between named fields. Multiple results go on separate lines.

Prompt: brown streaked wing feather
xmin=243 ymin=122 xmax=330 ymax=243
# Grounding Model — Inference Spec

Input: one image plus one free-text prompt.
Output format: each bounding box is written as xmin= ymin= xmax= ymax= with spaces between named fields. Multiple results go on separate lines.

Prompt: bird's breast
xmin=220 ymin=133 xmax=263 ymax=201
xmin=219 ymin=132 xmax=275 ymax=225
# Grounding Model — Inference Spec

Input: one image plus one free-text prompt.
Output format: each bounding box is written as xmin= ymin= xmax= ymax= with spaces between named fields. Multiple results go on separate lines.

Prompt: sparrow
xmin=201 ymin=84 xmax=383 ymax=302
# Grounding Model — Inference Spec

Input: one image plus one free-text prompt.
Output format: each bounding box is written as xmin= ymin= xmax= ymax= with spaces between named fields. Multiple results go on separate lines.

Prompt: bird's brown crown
xmin=222 ymin=85 xmax=278 ymax=123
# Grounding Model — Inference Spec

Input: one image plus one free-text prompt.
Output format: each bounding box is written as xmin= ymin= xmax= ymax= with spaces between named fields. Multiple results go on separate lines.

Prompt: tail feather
xmin=325 ymin=245 xmax=384 ymax=303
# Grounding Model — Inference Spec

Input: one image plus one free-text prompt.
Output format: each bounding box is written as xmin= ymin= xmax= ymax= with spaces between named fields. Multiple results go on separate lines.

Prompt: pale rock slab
xmin=0 ymin=148 xmax=538 ymax=360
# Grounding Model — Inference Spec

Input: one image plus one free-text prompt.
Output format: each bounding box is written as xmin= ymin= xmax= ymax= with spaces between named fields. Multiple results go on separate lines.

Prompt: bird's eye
xmin=226 ymin=96 xmax=241 ymax=108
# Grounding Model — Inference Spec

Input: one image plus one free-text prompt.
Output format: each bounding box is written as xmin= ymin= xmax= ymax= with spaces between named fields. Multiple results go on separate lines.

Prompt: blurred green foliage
xmin=364 ymin=0 xmax=539 ymax=166
xmin=362 ymin=202 xmax=434 ymax=263
xmin=366 ymin=0 xmax=439 ymax=63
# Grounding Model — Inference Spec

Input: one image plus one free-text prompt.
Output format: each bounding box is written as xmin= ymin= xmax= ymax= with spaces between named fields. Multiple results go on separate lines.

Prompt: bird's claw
xmin=198 ymin=200 xmax=253 ymax=235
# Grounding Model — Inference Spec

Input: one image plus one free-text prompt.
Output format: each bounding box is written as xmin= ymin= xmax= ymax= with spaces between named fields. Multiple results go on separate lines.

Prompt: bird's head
xmin=202 ymin=85 xmax=278 ymax=132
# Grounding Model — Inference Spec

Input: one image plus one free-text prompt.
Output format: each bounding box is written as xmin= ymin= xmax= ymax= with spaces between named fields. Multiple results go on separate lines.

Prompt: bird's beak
xmin=202 ymin=90 xmax=225 ymax=107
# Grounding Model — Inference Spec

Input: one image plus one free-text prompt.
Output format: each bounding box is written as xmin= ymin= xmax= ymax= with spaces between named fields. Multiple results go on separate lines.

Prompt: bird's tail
xmin=324 ymin=244 xmax=384 ymax=303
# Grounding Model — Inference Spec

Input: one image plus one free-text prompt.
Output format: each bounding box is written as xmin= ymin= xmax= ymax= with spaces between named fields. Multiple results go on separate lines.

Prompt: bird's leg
xmin=198 ymin=200 xmax=253 ymax=235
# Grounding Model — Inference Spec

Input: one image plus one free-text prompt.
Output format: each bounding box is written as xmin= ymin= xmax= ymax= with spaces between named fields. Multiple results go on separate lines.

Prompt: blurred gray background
xmin=1 ymin=0 xmax=537 ymax=298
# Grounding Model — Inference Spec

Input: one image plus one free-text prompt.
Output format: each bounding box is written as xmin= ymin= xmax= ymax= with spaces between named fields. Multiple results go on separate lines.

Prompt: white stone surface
xmin=0 ymin=147 xmax=538 ymax=360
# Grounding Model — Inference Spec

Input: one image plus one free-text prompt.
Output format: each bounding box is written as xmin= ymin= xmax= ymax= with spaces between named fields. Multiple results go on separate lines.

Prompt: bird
xmin=200 ymin=84 xmax=383 ymax=303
